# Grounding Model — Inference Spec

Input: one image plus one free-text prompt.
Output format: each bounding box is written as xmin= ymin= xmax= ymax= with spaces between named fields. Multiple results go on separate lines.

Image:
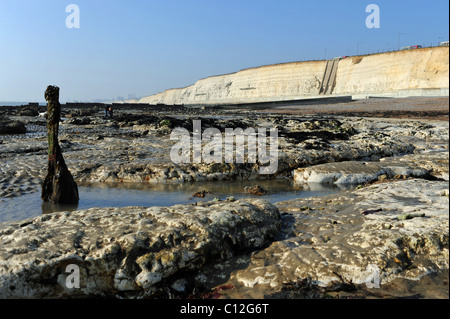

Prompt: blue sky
xmin=0 ymin=0 xmax=448 ymax=102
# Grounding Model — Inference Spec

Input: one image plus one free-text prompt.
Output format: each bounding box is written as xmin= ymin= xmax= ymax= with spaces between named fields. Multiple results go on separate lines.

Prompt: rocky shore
xmin=0 ymin=101 xmax=448 ymax=298
xmin=0 ymin=198 xmax=280 ymax=298
xmin=220 ymin=178 xmax=448 ymax=298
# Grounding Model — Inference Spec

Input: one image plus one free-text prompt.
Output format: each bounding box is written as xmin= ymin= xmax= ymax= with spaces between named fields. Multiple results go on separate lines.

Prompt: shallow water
xmin=0 ymin=180 xmax=350 ymax=223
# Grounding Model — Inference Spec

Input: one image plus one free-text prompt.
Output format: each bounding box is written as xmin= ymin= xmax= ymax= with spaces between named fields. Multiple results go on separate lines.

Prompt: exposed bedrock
xmin=294 ymin=150 xmax=449 ymax=185
xmin=138 ymin=47 xmax=449 ymax=105
xmin=0 ymin=116 xmax=447 ymax=200
xmin=219 ymin=179 xmax=449 ymax=298
xmin=0 ymin=118 xmax=27 ymax=135
xmin=0 ymin=198 xmax=281 ymax=298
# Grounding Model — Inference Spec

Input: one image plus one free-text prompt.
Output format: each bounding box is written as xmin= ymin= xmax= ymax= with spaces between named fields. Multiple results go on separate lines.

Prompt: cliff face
xmin=333 ymin=47 xmax=449 ymax=95
xmin=139 ymin=47 xmax=449 ymax=105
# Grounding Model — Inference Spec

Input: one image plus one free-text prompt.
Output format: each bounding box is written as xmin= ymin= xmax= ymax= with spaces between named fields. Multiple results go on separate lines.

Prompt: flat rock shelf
xmin=0 ymin=102 xmax=448 ymax=298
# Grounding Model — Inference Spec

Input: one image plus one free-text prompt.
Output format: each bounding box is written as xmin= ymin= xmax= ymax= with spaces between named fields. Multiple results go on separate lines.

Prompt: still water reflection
xmin=0 ymin=180 xmax=353 ymax=223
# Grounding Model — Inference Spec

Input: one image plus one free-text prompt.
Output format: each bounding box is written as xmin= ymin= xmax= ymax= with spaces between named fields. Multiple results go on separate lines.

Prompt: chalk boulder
xmin=0 ymin=198 xmax=281 ymax=298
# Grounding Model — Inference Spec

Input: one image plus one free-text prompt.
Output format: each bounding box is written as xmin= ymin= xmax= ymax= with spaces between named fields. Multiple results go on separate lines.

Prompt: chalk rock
xmin=138 ymin=47 xmax=448 ymax=105
xmin=293 ymin=150 xmax=448 ymax=185
xmin=0 ymin=198 xmax=280 ymax=298
xmin=221 ymin=179 xmax=449 ymax=298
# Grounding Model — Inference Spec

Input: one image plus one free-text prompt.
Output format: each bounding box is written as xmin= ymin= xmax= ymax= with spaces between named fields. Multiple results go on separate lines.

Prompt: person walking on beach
xmin=104 ymin=105 xmax=113 ymax=118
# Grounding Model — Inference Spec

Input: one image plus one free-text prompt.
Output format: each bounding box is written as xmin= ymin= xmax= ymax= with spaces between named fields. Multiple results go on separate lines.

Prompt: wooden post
xmin=41 ymin=85 xmax=79 ymax=204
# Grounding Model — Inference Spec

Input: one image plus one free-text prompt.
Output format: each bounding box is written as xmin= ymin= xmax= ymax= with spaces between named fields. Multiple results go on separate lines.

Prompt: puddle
xmin=0 ymin=180 xmax=351 ymax=223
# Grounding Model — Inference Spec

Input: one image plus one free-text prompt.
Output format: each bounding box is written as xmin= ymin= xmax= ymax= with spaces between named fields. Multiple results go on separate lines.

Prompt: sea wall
xmin=138 ymin=47 xmax=449 ymax=105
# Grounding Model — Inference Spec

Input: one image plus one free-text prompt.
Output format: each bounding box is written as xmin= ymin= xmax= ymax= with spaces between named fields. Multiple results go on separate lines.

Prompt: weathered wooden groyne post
xmin=41 ymin=85 xmax=79 ymax=204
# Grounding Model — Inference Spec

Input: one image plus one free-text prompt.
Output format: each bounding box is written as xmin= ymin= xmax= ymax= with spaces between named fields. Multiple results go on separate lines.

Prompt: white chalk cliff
xmin=138 ymin=46 xmax=449 ymax=105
